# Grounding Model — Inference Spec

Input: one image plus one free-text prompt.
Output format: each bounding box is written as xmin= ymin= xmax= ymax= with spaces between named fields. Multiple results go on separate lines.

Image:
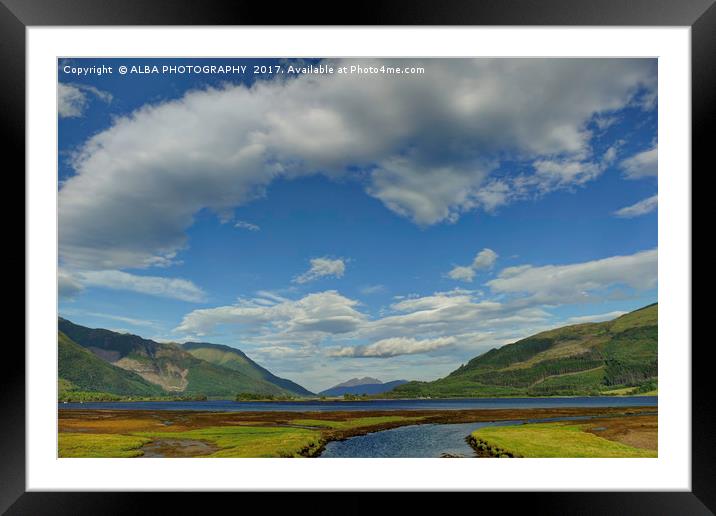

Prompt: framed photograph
xmin=7 ymin=0 xmax=709 ymax=512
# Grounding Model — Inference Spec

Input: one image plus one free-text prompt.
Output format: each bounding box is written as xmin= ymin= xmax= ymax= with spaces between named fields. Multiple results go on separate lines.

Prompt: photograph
xmin=56 ymin=57 xmax=659 ymax=459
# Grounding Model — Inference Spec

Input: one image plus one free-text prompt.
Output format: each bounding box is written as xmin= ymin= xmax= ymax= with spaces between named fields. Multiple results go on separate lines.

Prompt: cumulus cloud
xmin=447 ymin=248 xmax=498 ymax=282
xmin=78 ymin=270 xmax=207 ymax=302
xmin=487 ymin=249 xmax=657 ymax=304
xmin=58 ymin=83 xmax=112 ymax=118
xmin=175 ymin=290 xmax=365 ymax=337
xmin=293 ymin=257 xmax=346 ymax=284
xmin=473 ymin=248 xmax=498 ymax=269
xmin=58 ymin=58 xmax=656 ymax=270
xmin=530 ymin=158 xmax=603 ymax=191
xmin=613 ymin=194 xmax=657 ymax=218
xmin=620 ymin=146 xmax=657 ymax=179
xmin=175 ymin=286 xmax=552 ymax=361
xmin=175 ymin=248 xmax=656 ymax=364
xmin=448 ymin=265 xmax=476 ymax=282
xmin=234 ymin=220 xmax=260 ymax=231
xmin=328 ymin=336 xmax=456 ymax=358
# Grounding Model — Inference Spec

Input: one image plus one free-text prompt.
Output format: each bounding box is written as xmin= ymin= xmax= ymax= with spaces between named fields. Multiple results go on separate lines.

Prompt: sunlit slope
xmin=58 ymin=318 xmax=311 ymax=397
xmin=182 ymin=342 xmax=314 ymax=397
xmin=388 ymin=304 xmax=657 ymax=398
xmin=58 ymin=331 xmax=163 ymax=397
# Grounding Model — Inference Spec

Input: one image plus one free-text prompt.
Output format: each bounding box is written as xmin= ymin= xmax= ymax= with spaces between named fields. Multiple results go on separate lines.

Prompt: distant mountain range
xmin=58 ymin=303 xmax=657 ymax=401
xmin=385 ymin=303 xmax=657 ymax=398
xmin=58 ymin=318 xmax=314 ymax=399
xmin=319 ymin=377 xmax=409 ymax=397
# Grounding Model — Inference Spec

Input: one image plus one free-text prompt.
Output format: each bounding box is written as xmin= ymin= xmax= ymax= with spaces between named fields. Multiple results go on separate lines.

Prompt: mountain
xmin=58 ymin=318 xmax=313 ymax=398
xmin=320 ymin=378 xmax=409 ymax=397
xmin=331 ymin=377 xmax=383 ymax=388
xmin=386 ymin=303 xmax=658 ymax=398
xmin=181 ymin=342 xmax=314 ymax=397
xmin=59 ymin=331 xmax=164 ymax=397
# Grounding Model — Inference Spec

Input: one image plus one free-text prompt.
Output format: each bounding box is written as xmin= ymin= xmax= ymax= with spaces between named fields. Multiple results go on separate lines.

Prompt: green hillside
xmin=182 ymin=342 xmax=314 ymax=397
xmin=59 ymin=331 xmax=164 ymax=397
xmin=58 ymin=318 xmax=312 ymax=398
xmin=388 ymin=303 xmax=658 ymax=398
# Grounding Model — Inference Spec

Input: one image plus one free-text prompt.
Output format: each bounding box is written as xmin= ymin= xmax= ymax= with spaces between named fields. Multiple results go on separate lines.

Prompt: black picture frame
xmin=5 ymin=0 xmax=709 ymax=513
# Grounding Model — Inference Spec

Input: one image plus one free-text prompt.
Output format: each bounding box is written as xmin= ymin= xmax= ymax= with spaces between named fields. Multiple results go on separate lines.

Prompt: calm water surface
xmin=58 ymin=396 xmax=656 ymax=412
xmin=319 ymin=420 xmax=514 ymax=458
xmin=319 ymin=414 xmax=638 ymax=458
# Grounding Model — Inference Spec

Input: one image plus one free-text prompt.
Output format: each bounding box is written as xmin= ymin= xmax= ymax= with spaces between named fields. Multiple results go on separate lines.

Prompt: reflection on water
xmin=318 ymin=413 xmax=641 ymax=458
xmin=320 ymin=421 xmax=519 ymax=458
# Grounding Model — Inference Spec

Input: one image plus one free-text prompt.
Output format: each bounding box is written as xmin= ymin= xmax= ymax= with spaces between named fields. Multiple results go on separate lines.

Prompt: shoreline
xmin=58 ymin=393 xmax=658 ymax=407
xmin=58 ymin=406 xmax=657 ymax=458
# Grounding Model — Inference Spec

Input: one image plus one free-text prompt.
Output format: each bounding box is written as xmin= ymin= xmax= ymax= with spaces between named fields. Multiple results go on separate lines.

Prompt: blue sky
xmin=58 ymin=58 xmax=657 ymax=392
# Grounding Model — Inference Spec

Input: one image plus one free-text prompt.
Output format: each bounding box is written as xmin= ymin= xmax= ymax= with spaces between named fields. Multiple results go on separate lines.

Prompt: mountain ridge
xmin=385 ymin=303 xmax=658 ymax=398
xmin=181 ymin=341 xmax=314 ymax=397
xmin=58 ymin=318 xmax=313 ymax=398
xmin=320 ymin=379 xmax=409 ymax=397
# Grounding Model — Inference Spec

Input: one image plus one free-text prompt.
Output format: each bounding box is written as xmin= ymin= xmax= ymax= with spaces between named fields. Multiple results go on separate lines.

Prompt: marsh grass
xmin=469 ymin=421 xmax=657 ymax=458
xmin=134 ymin=426 xmax=324 ymax=457
xmin=58 ymin=433 xmax=151 ymax=458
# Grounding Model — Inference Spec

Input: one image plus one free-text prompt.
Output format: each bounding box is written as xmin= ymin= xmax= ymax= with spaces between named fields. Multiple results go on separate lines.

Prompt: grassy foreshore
xmin=58 ymin=406 xmax=655 ymax=458
xmin=468 ymin=414 xmax=657 ymax=457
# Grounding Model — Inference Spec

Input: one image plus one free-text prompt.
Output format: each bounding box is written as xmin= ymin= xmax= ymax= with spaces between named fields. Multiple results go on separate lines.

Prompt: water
xmin=58 ymin=396 xmax=656 ymax=412
xmin=319 ymin=414 xmax=641 ymax=458
xmin=320 ymin=420 xmax=518 ymax=458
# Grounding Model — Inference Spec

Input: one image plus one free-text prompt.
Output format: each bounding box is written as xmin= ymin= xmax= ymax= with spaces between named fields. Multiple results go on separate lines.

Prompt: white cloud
xmin=328 ymin=336 xmax=456 ymax=358
xmin=61 ymin=309 xmax=158 ymax=328
xmin=79 ymin=270 xmax=207 ymax=302
xmin=58 ymin=270 xmax=84 ymax=299
xmin=174 ymin=246 xmax=655 ymax=364
xmin=448 ymin=266 xmax=476 ymax=282
xmin=566 ymin=311 xmax=628 ymax=324
xmin=175 ymin=290 xmax=365 ymax=337
xmin=367 ymin=294 xmax=549 ymax=341
xmin=531 ymin=159 xmax=603 ymax=190
xmin=58 ymin=83 xmax=112 ymax=118
xmin=613 ymin=194 xmax=657 ymax=218
xmin=487 ymin=249 xmax=657 ymax=304
xmin=360 ymin=284 xmax=387 ymax=295
xmin=447 ymin=248 xmax=498 ymax=282
xmin=234 ymin=220 xmax=260 ymax=231
xmin=593 ymin=115 xmax=620 ymax=131
xmin=620 ymin=146 xmax=657 ymax=179
xmin=473 ymin=248 xmax=498 ymax=270
xmin=58 ymin=59 xmax=656 ymax=270
xmin=175 ymin=287 xmax=551 ymax=358
xmin=293 ymin=257 xmax=346 ymax=284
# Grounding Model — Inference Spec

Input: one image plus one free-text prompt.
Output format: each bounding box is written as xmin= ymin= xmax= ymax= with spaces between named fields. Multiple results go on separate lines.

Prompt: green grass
xmin=528 ymin=367 xmax=605 ymax=396
xmin=470 ymin=422 xmax=657 ymax=458
xmin=58 ymin=416 xmax=426 ymax=458
xmin=182 ymin=342 xmax=313 ymax=397
xmin=58 ymin=332 xmax=164 ymax=397
xmin=133 ymin=426 xmax=323 ymax=457
xmin=59 ymin=433 xmax=151 ymax=458
xmin=388 ymin=304 xmax=657 ymax=398
xmin=59 ymin=318 xmax=313 ymax=398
